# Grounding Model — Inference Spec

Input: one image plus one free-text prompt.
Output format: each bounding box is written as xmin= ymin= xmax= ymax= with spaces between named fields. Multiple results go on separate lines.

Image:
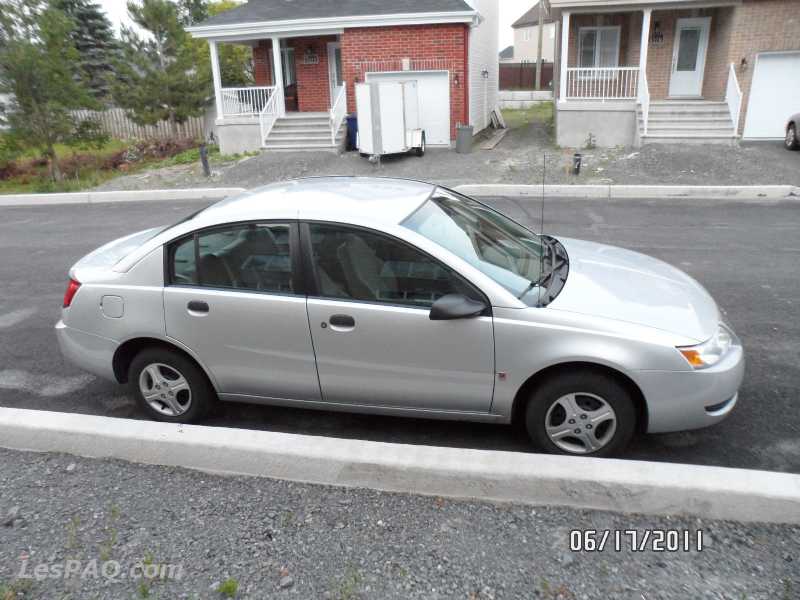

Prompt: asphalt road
xmin=1 ymin=196 xmax=798 ymax=472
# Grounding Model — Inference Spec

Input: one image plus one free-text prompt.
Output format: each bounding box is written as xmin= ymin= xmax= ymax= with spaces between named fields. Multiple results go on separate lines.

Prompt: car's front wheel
xmin=525 ymin=371 xmax=636 ymax=457
xmin=786 ymin=123 xmax=799 ymax=150
xmin=129 ymin=348 xmax=214 ymax=423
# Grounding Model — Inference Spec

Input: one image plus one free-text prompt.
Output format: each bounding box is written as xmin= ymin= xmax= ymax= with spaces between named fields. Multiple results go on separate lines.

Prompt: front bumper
xmin=56 ymin=320 xmax=119 ymax=382
xmin=636 ymin=343 xmax=745 ymax=434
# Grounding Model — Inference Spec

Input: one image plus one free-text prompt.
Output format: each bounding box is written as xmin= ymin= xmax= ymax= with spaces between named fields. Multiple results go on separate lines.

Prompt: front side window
xmin=168 ymin=223 xmax=294 ymax=295
xmin=403 ymin=190 xmax=545 ymax=306
xmin=308 ymin=224 xmax=479 ymax=309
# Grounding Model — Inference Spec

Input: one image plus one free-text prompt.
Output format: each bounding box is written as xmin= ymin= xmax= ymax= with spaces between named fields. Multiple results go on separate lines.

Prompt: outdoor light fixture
xmin=454 ymin=73 xmax=460 ymax=86
xmin=650 ymin=21 xmax=664 ymax=44
xmin=481 ymin=69 xmax=490 ymax=79
xmin=740 ymin=57 xmax=748 ymax=69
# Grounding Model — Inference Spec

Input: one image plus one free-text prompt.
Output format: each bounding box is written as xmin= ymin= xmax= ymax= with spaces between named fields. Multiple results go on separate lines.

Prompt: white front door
xmin=327 ymin=42 xmax=343 ymax=107
xmin=668 ymin=17 xmax=711 ymax=97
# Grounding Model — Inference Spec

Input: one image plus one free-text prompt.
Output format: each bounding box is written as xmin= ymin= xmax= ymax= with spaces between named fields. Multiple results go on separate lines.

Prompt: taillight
xmin=63 ymin=279 xmax=81 ymax=308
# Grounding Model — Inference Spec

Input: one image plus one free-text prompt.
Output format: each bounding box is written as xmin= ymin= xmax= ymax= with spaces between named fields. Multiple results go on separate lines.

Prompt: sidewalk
xmin=0 ymin=448 xmax=797 ymax=600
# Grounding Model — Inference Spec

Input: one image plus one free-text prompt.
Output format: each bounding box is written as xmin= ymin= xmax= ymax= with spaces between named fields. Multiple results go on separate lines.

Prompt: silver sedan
xmin=57 ymin=178 xmax=744 ymax=456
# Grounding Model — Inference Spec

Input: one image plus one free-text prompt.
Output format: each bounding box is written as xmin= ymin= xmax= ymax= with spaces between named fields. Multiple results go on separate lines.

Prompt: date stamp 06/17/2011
xmin=569 ymin=529 xmax=704 ymax=553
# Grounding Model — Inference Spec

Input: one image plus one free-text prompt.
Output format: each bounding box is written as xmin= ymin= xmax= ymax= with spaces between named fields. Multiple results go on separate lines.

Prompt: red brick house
xmin=188 ymin=0 xmax=498 ymax=155
xmin=548 ymin=0 xmax=800 ymax=147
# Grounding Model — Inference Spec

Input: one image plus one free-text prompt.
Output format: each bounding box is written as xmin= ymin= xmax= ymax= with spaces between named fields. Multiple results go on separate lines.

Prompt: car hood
xmin=549 ymin=237 xmax=719 ymax=342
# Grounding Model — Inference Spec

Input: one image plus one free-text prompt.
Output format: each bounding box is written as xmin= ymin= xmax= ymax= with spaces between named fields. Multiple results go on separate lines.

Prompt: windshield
xmin=403 ymin=189 xmax=547 ymax=305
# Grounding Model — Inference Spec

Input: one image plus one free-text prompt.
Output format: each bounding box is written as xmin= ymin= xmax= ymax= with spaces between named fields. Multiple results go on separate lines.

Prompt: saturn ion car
xmin=57 ymin=178 xmax=744 ymax=456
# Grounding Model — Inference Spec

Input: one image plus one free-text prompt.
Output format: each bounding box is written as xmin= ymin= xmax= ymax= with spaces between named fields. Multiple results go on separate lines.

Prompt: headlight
xmin=677 ymin=324 xmax=733 ymax=369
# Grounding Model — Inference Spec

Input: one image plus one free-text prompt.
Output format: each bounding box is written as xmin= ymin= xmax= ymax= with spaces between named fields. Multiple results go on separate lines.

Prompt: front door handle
xmin=187 ymin=300 xmax=209 ymax=314
xmin=329 ymin=314 xmax=355 ymax=328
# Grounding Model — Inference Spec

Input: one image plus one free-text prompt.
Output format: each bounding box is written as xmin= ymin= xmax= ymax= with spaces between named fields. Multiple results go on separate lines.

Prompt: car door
xmin=302 ymin=222 xmax=495 ymax=413
xmin=163 ymin=222 xmax=321 ymax=402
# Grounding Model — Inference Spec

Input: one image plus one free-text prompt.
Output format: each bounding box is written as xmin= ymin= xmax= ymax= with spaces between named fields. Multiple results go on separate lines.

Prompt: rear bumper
xmin=636 ymin=344 xmax=745 ymax=434
xmin=56 ymin=320 xmax=118 ymax=382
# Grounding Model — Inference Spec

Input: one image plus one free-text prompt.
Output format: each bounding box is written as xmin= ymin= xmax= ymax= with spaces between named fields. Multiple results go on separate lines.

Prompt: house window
xmin=523 ymin=29 xmax=531 ymax=42
xmin=577 ymin=26 xmax=621 ymax=69
xmin=282 ymin=47 xmax=296 ymax=86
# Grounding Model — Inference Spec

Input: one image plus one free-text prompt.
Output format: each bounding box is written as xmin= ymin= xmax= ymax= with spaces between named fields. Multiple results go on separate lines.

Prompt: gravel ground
xmin=0 ymin=448 xmax=798 ymax=600
xmin=91 ymin=114 xmax=800 ymax=192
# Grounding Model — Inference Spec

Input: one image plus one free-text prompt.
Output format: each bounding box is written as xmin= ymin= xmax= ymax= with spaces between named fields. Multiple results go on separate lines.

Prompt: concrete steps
xmin=638 ymin=101 xmax=737 ymax=145
xmin=263 ymin=112 xmax=345 ymax=152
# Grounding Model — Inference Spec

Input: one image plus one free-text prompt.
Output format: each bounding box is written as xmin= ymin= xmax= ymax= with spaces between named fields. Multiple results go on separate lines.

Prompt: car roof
xmin=190 ymin=177 xmax=437 ymax=228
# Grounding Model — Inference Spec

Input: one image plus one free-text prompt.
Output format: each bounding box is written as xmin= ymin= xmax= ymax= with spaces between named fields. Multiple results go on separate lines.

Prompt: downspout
xmin=464 ymin=23 xmax=470 ymax=134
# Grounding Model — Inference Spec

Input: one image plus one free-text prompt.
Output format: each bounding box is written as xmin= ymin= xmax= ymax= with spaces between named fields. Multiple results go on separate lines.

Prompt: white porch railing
xmin=259 ymin=87 xmax=281 ymax=145
xmin=329 ymin=84 xmax=347 ymax=146
xmin=725 ymin=63 xmax=743 ymax=136
xmin=221 ymin=86 xmax=275 ymax=117
xmin=565 ymin=67 xmax=640 ymax=101
xmin=638 ymin=70 xmax=650 ymax=135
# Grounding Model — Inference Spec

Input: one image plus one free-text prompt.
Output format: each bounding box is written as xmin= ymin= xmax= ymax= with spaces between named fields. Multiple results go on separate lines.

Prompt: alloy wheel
xmin=787 ymin=126 xmax=797 ymax=149
xmin=138 ymin=363 xmax=192 ymax=417
xmin=544 ymin=392 xmax=617 ymax=454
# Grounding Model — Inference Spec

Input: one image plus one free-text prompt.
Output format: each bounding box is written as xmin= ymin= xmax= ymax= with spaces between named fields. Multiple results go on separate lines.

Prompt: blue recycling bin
xmin=346 ymin=114 xmax=358 ymax=151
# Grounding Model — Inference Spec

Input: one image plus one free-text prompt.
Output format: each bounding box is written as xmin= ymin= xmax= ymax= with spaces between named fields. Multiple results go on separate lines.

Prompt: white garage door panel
xmin=743 ymin=52 xmax=800 ymax=140
xmin=366 ymin=71 xmax=451 ymax=145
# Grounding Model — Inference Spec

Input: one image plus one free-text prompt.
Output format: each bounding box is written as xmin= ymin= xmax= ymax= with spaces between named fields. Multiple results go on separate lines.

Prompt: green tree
xmin=177 ymin=0 xmax=208 ymax=26
xmin=113 ymin=0 xmax=209 ymax=136
xmin=0 ymin=0 xmax=105 ymax=181
xmin=52 ymin=0 xmax=120 ymax=101
xmin=193 ymin=1 xmax=253 ymax=88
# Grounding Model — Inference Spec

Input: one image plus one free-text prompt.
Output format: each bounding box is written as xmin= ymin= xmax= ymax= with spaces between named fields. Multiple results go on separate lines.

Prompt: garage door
xmin=743 ymin=51 xmax=800 ymax=140
xmin=366 ymin=71 xmax=451 ymax=145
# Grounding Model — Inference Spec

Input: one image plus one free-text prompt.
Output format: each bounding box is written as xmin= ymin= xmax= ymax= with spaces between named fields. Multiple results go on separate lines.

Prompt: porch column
xmin=209 ymin=40 xmax=223 ymax=119
xmin=639 ymin=9 xmax=652 ymax=94
xmin=558 ymin=11 xmax=570 ymax=103
xmin=271 ymin=37 xmax=286 ymax=117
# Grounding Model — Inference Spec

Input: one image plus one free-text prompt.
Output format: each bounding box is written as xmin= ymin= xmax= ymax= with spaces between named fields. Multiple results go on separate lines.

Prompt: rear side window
xmin=168 ymin=223 xmax=295 ymax=295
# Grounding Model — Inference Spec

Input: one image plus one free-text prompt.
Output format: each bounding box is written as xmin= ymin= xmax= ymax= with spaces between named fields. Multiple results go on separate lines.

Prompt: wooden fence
xmin=500 ymin=62 xmax=554 ymax=91
xmin=72 ymin=108 xmax=206 ymax=141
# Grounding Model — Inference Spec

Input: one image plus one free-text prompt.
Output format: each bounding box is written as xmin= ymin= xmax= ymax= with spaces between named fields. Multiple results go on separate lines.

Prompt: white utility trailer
xmin=355 ymin=81 xmax=426 ymax=159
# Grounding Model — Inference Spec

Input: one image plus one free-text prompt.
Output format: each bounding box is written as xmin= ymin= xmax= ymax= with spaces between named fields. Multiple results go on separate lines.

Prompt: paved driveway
xmin=0 ymin=196 xmax=798 ymax=472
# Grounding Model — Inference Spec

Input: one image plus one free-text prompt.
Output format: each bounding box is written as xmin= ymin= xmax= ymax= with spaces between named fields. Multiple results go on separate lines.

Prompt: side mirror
xmin=429 ymin=294 xmax=488 ymax=321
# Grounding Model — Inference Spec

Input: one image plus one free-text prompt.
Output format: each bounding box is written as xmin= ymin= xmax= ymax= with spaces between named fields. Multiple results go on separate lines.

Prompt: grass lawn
xmin=0 ymin=137 xmax=243 ymax=195
xmin=502 ymin=103 xmax=554 ymax=130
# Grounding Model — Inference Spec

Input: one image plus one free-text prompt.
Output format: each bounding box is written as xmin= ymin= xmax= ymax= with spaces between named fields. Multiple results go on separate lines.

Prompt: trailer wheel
xmin=416 ymin=132 xmax=426 ymax=157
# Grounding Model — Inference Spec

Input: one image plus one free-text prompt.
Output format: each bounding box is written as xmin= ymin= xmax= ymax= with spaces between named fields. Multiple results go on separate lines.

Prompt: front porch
xmin=555 ymin=3 xmax=744 ymax=147
xmin=209 ymin=35 xmax=347 ymax=154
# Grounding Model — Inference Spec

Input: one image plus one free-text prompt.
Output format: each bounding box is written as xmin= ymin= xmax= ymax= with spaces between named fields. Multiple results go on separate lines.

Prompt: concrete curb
xmin=0 ymin=188 xmax=247 ymax=208
xmin=456 ymin=184 xmax=800 ymax=201
xmin=1 ymin=407 xmax=799 ymax=524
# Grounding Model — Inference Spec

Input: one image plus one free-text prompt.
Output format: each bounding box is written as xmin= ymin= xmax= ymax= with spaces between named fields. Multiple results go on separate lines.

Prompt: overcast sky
xmin=97 ymin=0 xmax=533 ymax=51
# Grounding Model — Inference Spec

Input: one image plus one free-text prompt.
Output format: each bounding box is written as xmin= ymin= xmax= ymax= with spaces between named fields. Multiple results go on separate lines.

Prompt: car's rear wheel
xmin=525 ymin=372 xmax=636 ymax=457
xmin=129 ymin=348 xmax=214 ymax=423
xmin=786 ymin=124 xmax=799 ymax=150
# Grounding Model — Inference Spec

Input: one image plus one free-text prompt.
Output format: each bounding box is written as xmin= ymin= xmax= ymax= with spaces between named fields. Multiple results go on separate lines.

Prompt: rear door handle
xmin=329 ymin=314 xmax=355 ymax=328
xmin=187 ymin=300 xmax=209 ymax=314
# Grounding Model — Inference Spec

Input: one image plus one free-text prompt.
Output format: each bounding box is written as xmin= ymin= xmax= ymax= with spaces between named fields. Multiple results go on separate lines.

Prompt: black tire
xmin=524 ymin=371 xmax=636 ymax=457
xmin=786 ymin=124 xmax=799 ymax=151
xmin=415 ymin=132 xmax=426 ymax=157
xmin=129 ymin=348 xmax=215 ymax=424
